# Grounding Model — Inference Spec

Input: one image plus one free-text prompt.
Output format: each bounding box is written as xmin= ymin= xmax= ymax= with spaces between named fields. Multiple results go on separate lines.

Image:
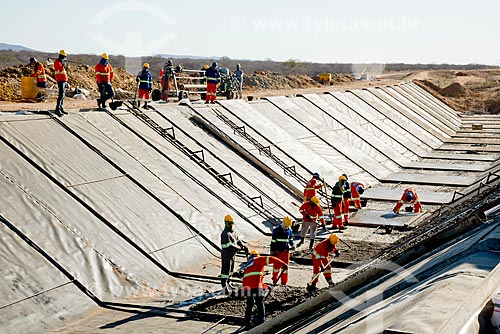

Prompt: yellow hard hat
xmin=59 ymin=49 xmax=67 ymax=57
xmin=203 ymin=64 xmax=209 ymax=69
xmin=224 ymin=214 xmax=234 ymax=223
xmin=330 ymin=233 xmax=339 ymax=245
xmin=283 ymin=216 xmax=293 ymax=228
xmin=311 ymin=196 xmax=320 ymax=205
xmin=143 ymin=62 xmax=150 ymax=68
xmin=101 ymin=52 xmax=109 ymax=60
xmin=249 ymin=250 xmax=260 ymax=257
xmin=338 ymin=175 xmax=347 ymax=181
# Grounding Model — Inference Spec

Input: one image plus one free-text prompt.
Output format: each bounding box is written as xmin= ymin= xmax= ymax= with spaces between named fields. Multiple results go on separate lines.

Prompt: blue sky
xmin=3 ymin=0 xmax=500 ymax=65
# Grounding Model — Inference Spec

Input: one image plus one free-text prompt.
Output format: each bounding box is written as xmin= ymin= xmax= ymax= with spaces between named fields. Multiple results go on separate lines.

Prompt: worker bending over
xmin=342 ymin=180 xmax=366 ymax=225
xmin=29 ymin=57 xmax=47 ymax=99
xmin=306 ymin=233 xmax=340 ymax=292
xmin=270 ymin=216 xmax=295 ymax=285
xmin=393 ymin=188 xmax=422 ymax=214
xmin=331 ymin=175 xmax=349 ymax=230
xmin=220 ymin=214 xmax=248 ymax=292
xmin=298 ymin=196 xmax=326 ymax=250
xmin=242 ymin=250 xmax=286 ymax=328
xmin=303 ymin=172 xmax=323 ymax=202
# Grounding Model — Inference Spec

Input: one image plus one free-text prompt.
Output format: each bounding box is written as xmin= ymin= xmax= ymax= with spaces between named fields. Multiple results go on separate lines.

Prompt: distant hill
xmin=0 ymin=43 xmax=35 ymax=52
xmin=154 ymin=53 xmax=221 ymax=60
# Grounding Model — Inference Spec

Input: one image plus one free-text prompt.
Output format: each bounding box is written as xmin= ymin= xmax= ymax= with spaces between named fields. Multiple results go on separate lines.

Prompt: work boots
xmin=326 ymin=278 xmax=335 ymax=287
xmin=306 ymin=282 xmax=317 ymax=292
xmin=296 ymin=237 xmax=305 ymax=248
xmin=309 ymin=238 xmax=315 ymax=250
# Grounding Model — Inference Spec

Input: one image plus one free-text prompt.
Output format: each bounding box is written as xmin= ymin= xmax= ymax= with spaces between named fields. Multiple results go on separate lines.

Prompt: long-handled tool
xmin=338 ymin=236 xmax=352 ymax=249
xmin=133 ymin=80 xmax=139 ymax=107
xmin=306 ymin=255 xmax=338 ymax=290
xmin=322 ymin=178 xmax=332 ymax=227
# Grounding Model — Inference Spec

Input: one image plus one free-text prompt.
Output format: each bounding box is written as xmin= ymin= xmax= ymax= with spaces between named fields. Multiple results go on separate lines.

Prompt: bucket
xmin=491 ymin=292 xmax=500 ymax=333
xmin=21 ymin=76 xmax=37 ymax=99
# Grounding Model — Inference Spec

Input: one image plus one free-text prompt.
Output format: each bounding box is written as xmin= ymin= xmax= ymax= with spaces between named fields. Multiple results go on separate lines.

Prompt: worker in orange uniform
xmin=298 ymin=196 xmax=326 ymax=250
xmin=331 ymin=175 xmax=349 ymax=230
xmin=270 ymin=216 xmax=295 ymax=285
xmin=53 ymin=50 xmax=69 ymax=117
xmin=306 ymin=233 xmax=340 ymax=292
xmin=29 ymin=57 xmax=47 ymax=89
xmin=136 ymin=63 xmax=153 ymax=108
xmin=242 ymin=250 xmax=286 ymax=328
xmin=220 ymin=214 xmax=248 ymax=292
xmin=95 ymin=53 xmax=115 ymax=109
xmin=304 ymin=172 xmax=323 ymax=202
xmin=393 ymin=188 xmax=422 ymax=214
xmin=204 ymin=62 xmax=220 ymax=104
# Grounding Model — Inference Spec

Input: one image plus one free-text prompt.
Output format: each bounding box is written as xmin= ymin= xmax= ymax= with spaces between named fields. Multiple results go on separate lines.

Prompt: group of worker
xmin=220 ymin=214 xmax=341 ymax=328
xmin=29 ymin=51 xmax=244 ymax=114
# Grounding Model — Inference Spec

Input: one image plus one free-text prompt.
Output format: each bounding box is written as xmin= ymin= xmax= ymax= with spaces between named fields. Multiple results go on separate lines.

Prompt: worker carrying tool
xmin=298 ymin=196 xmax=326 ymax=250
xmin=306 ymin=233 xmax=340 ymax=292
xmin=393 ymin=188 xmax=422 ymax=214
xmin=95 ymin=53 xmax=115 ymax=109
xmin=220 ymin=214 xmax=248 ymax=293
xmin=204 ymin=62 xmax=220 ymax=104
xmin=331 ymin=174 xmax=349 ymax=231
xmin=159 ymin=60 xmax=174 ymax=101
xmin=270 ymin=216 xmax=295 ymax=285
xmin=242 ymin=250 xmax=287 ymax=328
xmin=53 ymin=50 xmax=68 ymax=117
xmin=303 ymin=172 xmax=323 ymax=202
xmin=136 ymin=63 xmax=153 ymax=108
xmin=234 ymin=63 xmax=244 ymax=99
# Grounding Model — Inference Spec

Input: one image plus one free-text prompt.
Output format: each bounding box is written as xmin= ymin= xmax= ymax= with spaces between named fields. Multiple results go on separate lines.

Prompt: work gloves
xmin=305 ymin=214 xmax=313 ymax=220
xmin=136 ymin=77 xmax=140 ymax=82
xmin=334 ymin=249 xmax=340 ymax=257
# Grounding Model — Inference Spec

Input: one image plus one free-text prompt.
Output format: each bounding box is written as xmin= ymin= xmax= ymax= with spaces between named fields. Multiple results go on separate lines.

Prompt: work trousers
xmin=342 ymin=198 xmax=350 ymax=224
xmin=220 ymin=252 xmax=235 ymax=288
xmin=311 ymin=256 xmax=332 ymax=284
xmin=272 ymin=251 xmax=290 ymax=285
xmin=56 ymin=81 xmax=67 ymax=112
xmin=332 ymin=201 xmax=345 ymax=229
xmin=300 ymin=221 xmax=318 ymax=239
xmin=206 ymin=82 xmax=217 ymax=102
xmin=99 ymin=82 xmax=115 ymax=105
xmin=244 ymin=288 xmax=265 ymax=326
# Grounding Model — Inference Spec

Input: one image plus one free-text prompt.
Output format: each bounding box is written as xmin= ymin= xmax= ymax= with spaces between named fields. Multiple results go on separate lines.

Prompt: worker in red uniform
xmin=136 ymin=63 xmax=153 ymax=108
xmin=393 ymin=188 xmax=422 ymax=214
xmin=341 ymin=181 xmax=366 ymax=225
xmin=298 ymin=196 xmax=326 ymax=250
xmin=95 ymin=53 xmax=115 ymax=109
xmin=242 ymin=250 xmax=286 ymax=328
xmin=270 ymin=216 xmax=295 ymax=285
xmin=204 ymin=62 xmax=220 ymax=104
xmin=306 ymin=233 xmax=340 ymax=292
xmin=53 ymin=50 xmax=68 ymax=117
xmin=304 ymin=172 xmax=323 ymax=202
xmin=29 ymin=57 xmax=47 ymax=89
xmin=331 ymin=175 xmax=349 ymax=230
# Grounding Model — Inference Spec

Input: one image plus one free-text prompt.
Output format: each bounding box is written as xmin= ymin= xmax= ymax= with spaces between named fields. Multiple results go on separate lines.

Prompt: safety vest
xmin=313 ymin=238 xmax=337 ymax=259
xmin=304 ymin=178 xmax=322 ymax=198
xmin=270 ymin=225 xmax=293 ymax=252
xmin=204 ymin=68 xmax=220 ymax=84
xmin=242 ymin=256 xmax=282 ymax=289
xmin=137 ymin=70 xmax=152 ymax=90
xmin=299 ymin=201 xmax=325 ymax=224
xmin=95 ymin=62 xmax=114 ymax=84
xmin=331 ymin=181 xmax=349 ymax=202
xmin=54 ymin=59 xmax=68 ymax=82
xmin=32 ymin=63 xmax=46 ymax=83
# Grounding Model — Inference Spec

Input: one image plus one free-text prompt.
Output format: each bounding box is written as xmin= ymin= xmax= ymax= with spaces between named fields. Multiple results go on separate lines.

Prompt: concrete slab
xmin=349 ymin=209 xmax=422 ymax=228
xmin=363 ymin=187 xmax=454 ymax=204
xmin=406 ymin=82 xmax=462 ymax=120
xmin=382 ymin=172 xmax=477 ymax=186
xmin=437 ymin=143 xmax=500 ymax=153
xmin=444 ymin=137 xmax=500 ymax=145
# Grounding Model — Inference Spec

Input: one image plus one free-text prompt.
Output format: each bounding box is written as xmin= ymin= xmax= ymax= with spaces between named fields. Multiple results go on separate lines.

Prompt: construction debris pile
xmin=243 ymin=71 xmax=353 ymax=91
xmin=414 ymin=69 xmax=500 ymax=114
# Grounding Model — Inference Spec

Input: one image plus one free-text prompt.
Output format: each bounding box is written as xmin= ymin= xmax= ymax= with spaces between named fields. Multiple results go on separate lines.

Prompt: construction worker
xmin=29 ymin=57 xmax=47 ymax=89
xmin=306 ymin=233 xmax=340 ymax=292
xmin=95 ymin=53 xmax=114 ymax=109
xmin=234 ymin=63 xmax=244 ymax=99
xmin=160 ymin=60 xmax=174 ymax=101
xmin=53 ymin=50 xmax=68 ymax=117
xmin=348 ymin=181 xmax=365 ymax=210
xmin=242 ymin=250 xmax=286 ymax=328
xmin=298 ymin=196 xmax=326 ymax=250
xmin=204 ymin=62 xmax=220 ymax=104
xmin=331 ymin=175 xmax=349 ymax=230
xmin=136 ymin=63 xmax=153 ymax=108
xmin=270 ymin=216 xmax=295 ymax=285
xmin=220 ymin=214 xmax=248 ymax=292
xmin=393 ymin=188 xmax=423 ymax=214
xmin=304 ymin=172 xmax=323 ymax=202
